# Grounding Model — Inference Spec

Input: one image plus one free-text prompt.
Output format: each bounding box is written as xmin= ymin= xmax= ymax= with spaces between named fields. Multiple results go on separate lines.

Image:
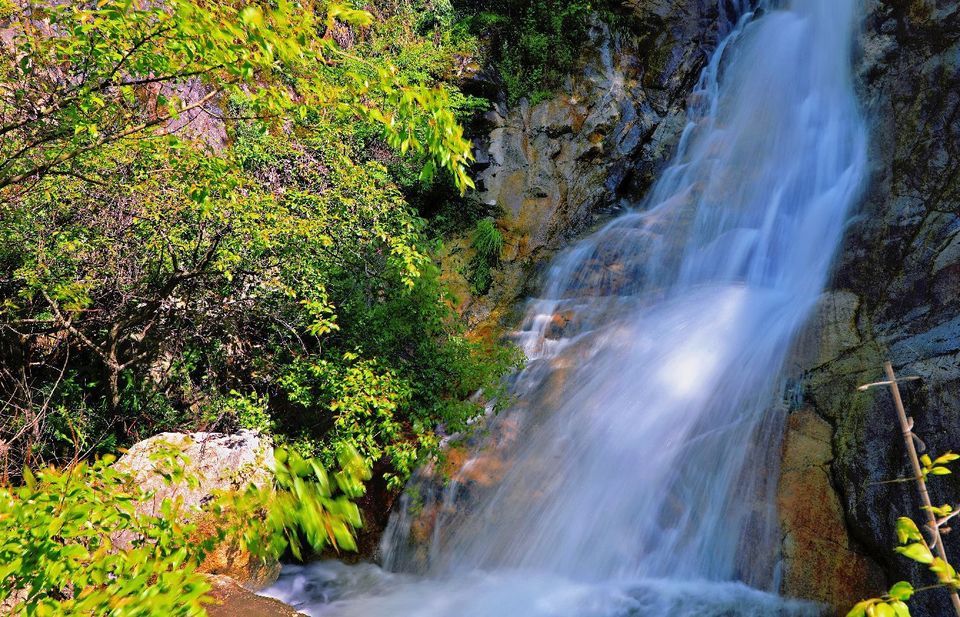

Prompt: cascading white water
xmin=265 ymin=1 xmax=868 ymax=614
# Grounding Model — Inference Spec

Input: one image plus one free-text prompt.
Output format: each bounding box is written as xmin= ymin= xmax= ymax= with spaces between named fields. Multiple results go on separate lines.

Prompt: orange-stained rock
xmin=544 ymin=310 xmax=579 ymax=340
xmin=410 ymin=502 xmax=441 ymax=545
xmin=440 ymin=446 xmax=471 ymax=479
xmin=777 ymin=410 xmax=885 ymax=615
xmin=455 ymin=452 xmax=509 ymax=488
xmin=195 ymin=514 xmax=282 ymax=590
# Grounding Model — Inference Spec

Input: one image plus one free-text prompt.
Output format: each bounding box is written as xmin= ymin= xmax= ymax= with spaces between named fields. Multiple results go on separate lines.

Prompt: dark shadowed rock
xmin=794 ymin=1 xmax=960 ymax=615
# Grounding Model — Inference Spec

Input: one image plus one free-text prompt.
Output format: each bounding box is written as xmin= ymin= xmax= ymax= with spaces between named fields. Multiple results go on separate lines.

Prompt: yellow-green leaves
xmin=356 ymin=72 xmax=476 ymax=194
xmin=846 ymin=583 xmax=914 ymax=617
xmin=852 ymin=451 xmax=960 ymax=616
xmin=0 ymin=458 xmax=213 ymax=616
xmin=888 ymin=582 xmax=915 ymax=602
xmin=1 ymin=0 xmax=477 ymax=198
xmin=895 ymin=541 xmax=934 ymax=564
xmin=895 ymin=517 xmax=923 ymax=544
xmin=239 ymin=5 xmax=264 ymax=28
xmin=234 ymin=445 xmax=371 ymax=560
xmin=933 ymin=452 xmax=960 ymax=465
xmin=1 ymin=446 xmax=368 ymax=615
xmin=924 ymin=503 xmax=955 ymax=518
xmin=2 ymin=0 xmax=514 ymax=518
xmin=327 ymin=4 xmax=374 ymax=29
xmin=920 ymin=452 xmax=960 ymax=479
xmin=930 ymin=557 xmax=960 ymax=586
xmin=876 ymin=514 xmax=960 ymax=613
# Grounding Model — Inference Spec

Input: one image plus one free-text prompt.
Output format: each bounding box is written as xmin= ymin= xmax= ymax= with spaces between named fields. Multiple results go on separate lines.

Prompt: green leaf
xmin=896 ymin=517 xmax=923 ymax=544
xmin=930 ymin=557 xmax=957 ymax=584
xmin=847 ymin=600 xmax=872 ymax=617
xmin=875 ymin=603 xmax=896 ymax=617
xmin=895 ymin=542 xmax=935 ymax=564
xmin=887 ymin=581 xmax=914 ymax=601
xmin=239 ymin=6 xmax=264 ymax=27
xmin=327 ymin=4 xmax=373 ymax=28
xmin=922 ymin=504 xmax=953 ymax=517
xmin=933 ymin=452 xmax=960 ymax=466
xmin=22 ymin=466 xmax=35 ymax=490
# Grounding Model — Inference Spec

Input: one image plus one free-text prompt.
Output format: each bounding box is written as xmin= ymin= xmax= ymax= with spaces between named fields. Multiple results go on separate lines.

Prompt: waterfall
xmin=265 ymin=0 xmax=867 ymax=614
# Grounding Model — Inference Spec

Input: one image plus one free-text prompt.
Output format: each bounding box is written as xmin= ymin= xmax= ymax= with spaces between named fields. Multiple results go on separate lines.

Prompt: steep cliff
xmin=402 ymin=0 xmax=745 ymax=565
xmin=796 ymin=1 xmax=960 ymax=615
xmin=441 ymin=1 xmax=739 ymax=337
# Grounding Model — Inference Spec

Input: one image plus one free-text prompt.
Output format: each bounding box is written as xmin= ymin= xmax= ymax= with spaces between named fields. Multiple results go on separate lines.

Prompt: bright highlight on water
xmin=266 ymin=0 xmax=868 ymax=613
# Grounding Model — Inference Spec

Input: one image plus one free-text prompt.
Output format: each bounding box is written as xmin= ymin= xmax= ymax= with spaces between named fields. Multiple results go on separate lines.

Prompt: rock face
xmin=777 ymin=410 xmax=886 ymax=613
xmin=788 ymin=1 xmax=960 ymax=615
xmin=446 ymin=3 xmax=741 ymax=335
xmin=116 ymin=431 xmax=280 ymax=589
xmin=206 ymin=575 xmax=305 ymax=617
xmin=425 ymin=1 xmax=960 ymax=614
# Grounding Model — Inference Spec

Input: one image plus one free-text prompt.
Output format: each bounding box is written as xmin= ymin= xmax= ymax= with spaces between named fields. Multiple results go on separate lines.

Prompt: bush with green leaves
xmin=0 ymin=0 xmax=475 ymax=197
xmin=452 ymin=0 xmax=608 ymax=104
xmin=0 ymin=445 xmax=370 ymax=616
xmin=0 ymin=0 xmax=518 ymax=488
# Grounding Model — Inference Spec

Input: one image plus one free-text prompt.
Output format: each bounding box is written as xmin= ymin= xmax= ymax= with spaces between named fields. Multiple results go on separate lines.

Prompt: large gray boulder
xmin=116 ymin=431 xmax=280 ymax=589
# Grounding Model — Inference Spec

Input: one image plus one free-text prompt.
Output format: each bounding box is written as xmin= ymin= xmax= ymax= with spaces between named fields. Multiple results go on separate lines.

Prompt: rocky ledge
xmin=442 ymin=1 xmax=739 ymax=339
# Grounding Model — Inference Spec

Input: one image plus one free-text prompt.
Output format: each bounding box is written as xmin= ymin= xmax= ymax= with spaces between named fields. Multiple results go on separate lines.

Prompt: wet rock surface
xmin=403 ymin=1 xmax=960 ymax=614
xmin=206 ymin=575 xmax=305 ymax=617
xmin=422 ymin=2 xmax=742 ymax=562
xmin=794 ymin=1 xmax=960 ymax=615
xmin=777 ymin=410 xmax=885 ymax=613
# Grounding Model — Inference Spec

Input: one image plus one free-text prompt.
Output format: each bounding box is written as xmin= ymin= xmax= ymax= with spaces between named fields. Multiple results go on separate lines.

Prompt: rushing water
xmin=265 ymin=0 xmax=868 ymax=614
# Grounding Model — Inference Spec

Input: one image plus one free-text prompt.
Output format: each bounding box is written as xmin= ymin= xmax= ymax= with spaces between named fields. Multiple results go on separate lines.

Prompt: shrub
xmin=454 ymin=0 xmax=602 ymax=104
xmin=0 ymin=445 xmax=369 ymax=616
xmin=0 ymin=1 xmax=515 ymax=487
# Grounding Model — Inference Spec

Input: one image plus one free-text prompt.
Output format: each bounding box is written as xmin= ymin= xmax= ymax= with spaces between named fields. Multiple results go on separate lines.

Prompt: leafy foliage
xmin=453 ymin=0 xmax=605 ymax=104
xmin=0 ymin=0 xmax=474 ymax=197
xmin=0 ymin=0 xmax=518 ymax=488
xmin=228 ymin=446 xmax=372 ymax=560
xmin=0 ymin=2 xmax=531 ymax=614
xmin=466 ymin=218 xmax=504 ymax=295
xmin=848 ymin=582 xmax=914 ymax=617
xmin=0 ymin=455 xmax=212 ymax=616
xmin=0 ymin=445 xmax=368 ymax=616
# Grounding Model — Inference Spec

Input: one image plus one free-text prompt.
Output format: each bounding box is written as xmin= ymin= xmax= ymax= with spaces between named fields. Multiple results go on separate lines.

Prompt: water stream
xmin=265 ymin=1 xmax=868 ymax=614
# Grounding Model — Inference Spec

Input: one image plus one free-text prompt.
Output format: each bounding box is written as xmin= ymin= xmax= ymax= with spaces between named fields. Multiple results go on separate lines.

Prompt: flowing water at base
xmin=265 ymin=563 xmax=821 ymax=617
xmin=265 ymin=0 xmax=867 ymax=614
